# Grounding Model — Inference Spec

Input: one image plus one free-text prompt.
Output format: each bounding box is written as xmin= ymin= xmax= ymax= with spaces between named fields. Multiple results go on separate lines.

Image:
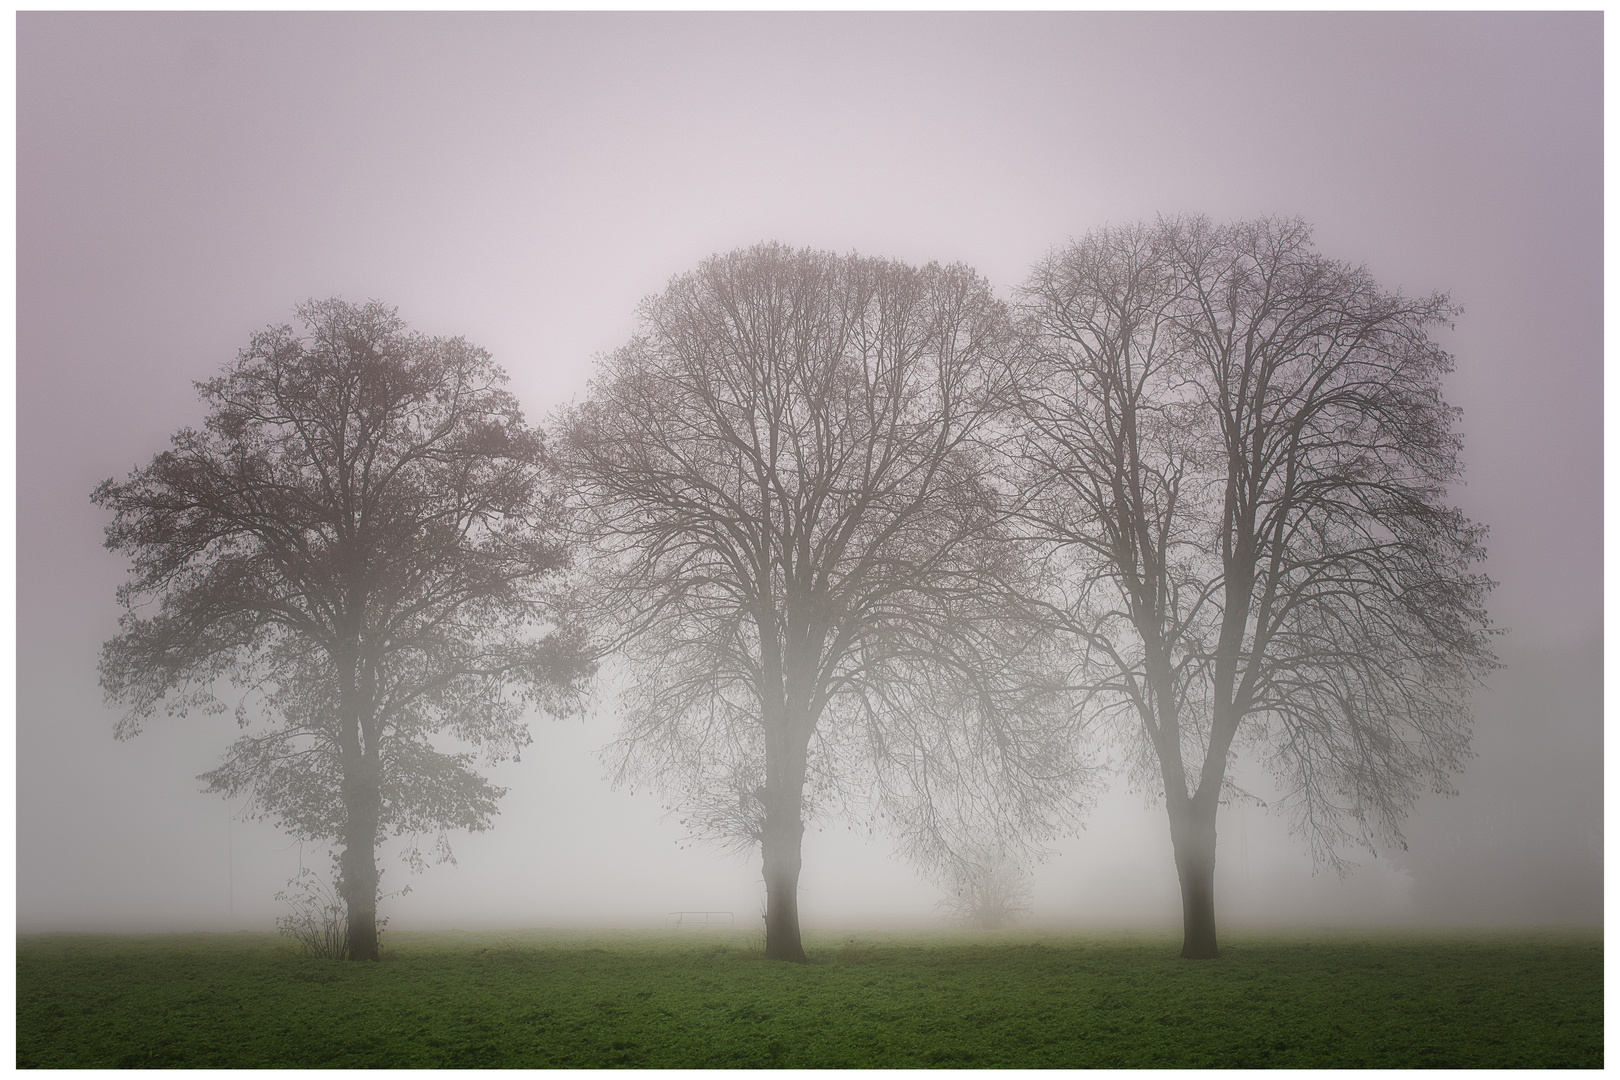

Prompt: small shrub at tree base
xmin=274 ymin=867 xmax=349 ymax=959
xmin=274 ymin=865 xmax=408 ymax=960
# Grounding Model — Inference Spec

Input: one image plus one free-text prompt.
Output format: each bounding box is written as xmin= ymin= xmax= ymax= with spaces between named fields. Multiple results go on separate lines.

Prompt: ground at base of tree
xmin=17 ymin=927 xmax=1600 ymax=1068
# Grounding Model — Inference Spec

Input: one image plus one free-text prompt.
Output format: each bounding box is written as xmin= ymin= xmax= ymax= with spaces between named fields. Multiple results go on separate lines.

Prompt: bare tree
xmin=1005 ymin=218 xmax=1497 ymax=958
xmin=563 ymin=243 xmax=1083 ymax=961
xmin=95 ymin=300 xmax=589 ymax=960
xmin=935 ymin=842 xmax=1034 ymax=930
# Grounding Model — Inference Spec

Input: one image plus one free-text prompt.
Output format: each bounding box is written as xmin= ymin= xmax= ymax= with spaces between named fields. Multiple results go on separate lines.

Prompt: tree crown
xmin=96 ymin=298 xmax=589 ymax=844
xmin=564 ymin=243 xmax=1087 ymax=862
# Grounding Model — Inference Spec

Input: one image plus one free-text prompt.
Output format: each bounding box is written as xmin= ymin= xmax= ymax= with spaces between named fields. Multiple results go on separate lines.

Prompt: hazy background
xmin=17 ymin=13 xmax=1601 ymax=933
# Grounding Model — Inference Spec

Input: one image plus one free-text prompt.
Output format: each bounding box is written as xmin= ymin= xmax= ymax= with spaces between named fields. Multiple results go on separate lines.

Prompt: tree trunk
xmin=1170 ymin=799 xmax=1219 ymax=959
xmin=340 ymin=758 xmax=382 ymax=962
xmin=760 ymin=800 xmax=807 ymax=962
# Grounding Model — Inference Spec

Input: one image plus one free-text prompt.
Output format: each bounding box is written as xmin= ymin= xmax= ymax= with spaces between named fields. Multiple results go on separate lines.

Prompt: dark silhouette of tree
xmin=1004 ymin=218 xmax=1496 ymax=958
xmin=95 ymin=299 xmax=589 ymax=960
xmin=563 ymin=243 xmax=1083 ymax=962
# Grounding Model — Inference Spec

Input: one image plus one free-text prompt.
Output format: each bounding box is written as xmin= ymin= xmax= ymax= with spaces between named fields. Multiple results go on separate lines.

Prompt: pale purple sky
xmin=17 ymin=13 xmax=1602 ymax=931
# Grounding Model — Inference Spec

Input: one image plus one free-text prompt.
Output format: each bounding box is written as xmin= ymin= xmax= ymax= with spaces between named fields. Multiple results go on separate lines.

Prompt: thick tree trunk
xmin=1169 ymin=800 xmax=1219 ymax=959
xmin=760 ymin=800 xmax=807 ymax=962
xmin=340 ymin=758 xmax=382 ymax=962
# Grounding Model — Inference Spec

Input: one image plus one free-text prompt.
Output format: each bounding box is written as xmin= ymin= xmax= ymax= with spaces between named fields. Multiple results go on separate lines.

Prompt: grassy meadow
xmin=17 ymin=927 xmax=1601 ymax=1068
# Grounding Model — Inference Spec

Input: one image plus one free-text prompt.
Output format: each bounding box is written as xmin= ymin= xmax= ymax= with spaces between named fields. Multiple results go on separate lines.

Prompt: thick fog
xmin=16 ymin=13 xmax=1601 ymax=934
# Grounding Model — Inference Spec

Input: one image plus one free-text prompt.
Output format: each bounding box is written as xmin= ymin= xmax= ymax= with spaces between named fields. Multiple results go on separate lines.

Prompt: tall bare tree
xmin=1005 ymin=218 xmax=1496 ymax=958
xmin=563 ymin=243 xmax=1082 ymax=961
xmin=95 ymin=300 xmax=589 ymax=960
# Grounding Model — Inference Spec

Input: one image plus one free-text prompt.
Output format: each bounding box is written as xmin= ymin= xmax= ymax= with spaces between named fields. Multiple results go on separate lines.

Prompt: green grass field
xmin=17 ymin=927 xmax=1601 ymax=1068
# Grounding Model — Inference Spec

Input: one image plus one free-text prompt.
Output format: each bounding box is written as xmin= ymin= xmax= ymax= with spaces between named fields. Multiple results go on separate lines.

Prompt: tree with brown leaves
xmin=95 ymin=299 xmax=590 ymax=959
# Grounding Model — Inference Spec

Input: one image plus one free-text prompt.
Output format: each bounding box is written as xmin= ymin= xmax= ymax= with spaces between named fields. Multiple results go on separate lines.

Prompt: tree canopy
xmin=94 ymin=223 xmax=1496 ymax=960
xmin=563 ymin=243 xmax=1085 ymax=960
xmin=1004 ymin=217 xmax=1496 ymax=956
xmin=96 ymin=299 xmax=590 ymax=958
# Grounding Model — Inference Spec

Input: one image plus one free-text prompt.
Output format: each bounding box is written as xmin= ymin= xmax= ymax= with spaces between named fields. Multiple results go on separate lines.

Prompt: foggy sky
xmin=16 ymin=12 xmax=1602 ymax=933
